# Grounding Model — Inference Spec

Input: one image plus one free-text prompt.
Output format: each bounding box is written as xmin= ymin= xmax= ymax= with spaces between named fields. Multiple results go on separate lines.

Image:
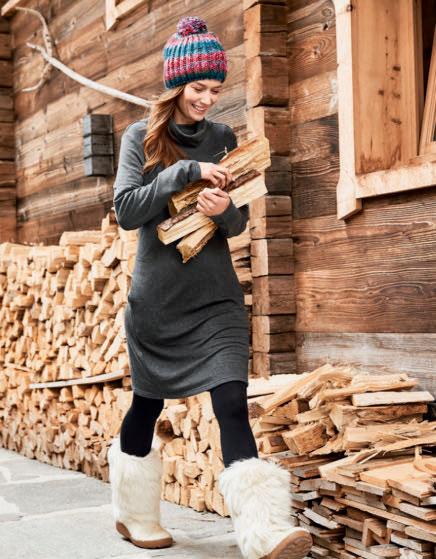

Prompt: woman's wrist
xmin=210 ymin=198 xmax=237 ymax=222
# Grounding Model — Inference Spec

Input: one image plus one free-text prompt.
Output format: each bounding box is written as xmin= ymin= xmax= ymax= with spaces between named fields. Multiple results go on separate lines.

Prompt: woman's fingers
xmin=198 ymin=189 xmax=219 ymax=210
xmin=216 ymin=165 xmax=233 ymax=185
xmin=212 ymin=165 xmax=233 ymax=187
xmin=198 ymin=162 xmax=234 ymax=186
xmin=207 ymin=173 xmax=219 ymax=186
xmin=211 ymin=170 xmax=226 ymax=188
xmin=201 ymin=189 xmax=221 ymax=203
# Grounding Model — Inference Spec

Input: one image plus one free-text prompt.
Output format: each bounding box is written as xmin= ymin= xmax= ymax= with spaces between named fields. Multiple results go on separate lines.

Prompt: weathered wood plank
xmin=287 ymin=4 xmax=336 ymax=83
xmin=291 ymin=152 xmax=339 ymax=218
xmin=289 ymin=70 xmax=337 ymax=125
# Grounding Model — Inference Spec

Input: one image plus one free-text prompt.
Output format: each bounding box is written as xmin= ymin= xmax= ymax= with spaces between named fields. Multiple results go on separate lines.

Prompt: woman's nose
xmin=200 ymin=96 xmax=213 ymax=106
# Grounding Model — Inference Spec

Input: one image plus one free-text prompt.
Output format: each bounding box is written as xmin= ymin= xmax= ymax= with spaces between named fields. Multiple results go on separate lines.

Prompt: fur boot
xmin=218 ymin=456 xmax=312 ymax=559
xmin=107 ymin=437 xmax=173 ymax=549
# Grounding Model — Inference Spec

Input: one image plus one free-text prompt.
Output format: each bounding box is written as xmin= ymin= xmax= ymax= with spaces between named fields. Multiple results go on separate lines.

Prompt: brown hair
xmin=142 ymin=85 xmax=188 ymax=173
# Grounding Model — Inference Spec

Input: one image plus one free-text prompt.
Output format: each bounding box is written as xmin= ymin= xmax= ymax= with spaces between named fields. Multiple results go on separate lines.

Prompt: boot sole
xmin=263 ymin=529 xmax=313 ymax=559
xmin=116 ymin=521 xmax=174 ymax=549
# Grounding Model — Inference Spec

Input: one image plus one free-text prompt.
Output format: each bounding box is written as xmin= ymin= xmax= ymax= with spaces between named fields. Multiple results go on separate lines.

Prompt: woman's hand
xmin=196 ymin=187 xmax=231 ymax=217
xmin=198 ymin=162 xmax=234 ymax=189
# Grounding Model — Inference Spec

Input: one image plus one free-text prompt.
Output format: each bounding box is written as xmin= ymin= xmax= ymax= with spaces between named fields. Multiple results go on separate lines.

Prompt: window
xmin=333 ymin=0 xmax=436 ymax=219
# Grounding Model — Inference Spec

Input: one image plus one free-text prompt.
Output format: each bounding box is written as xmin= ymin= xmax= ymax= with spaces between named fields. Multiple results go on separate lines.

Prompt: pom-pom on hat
xmin=163 ymin=16 xmax=228 ymax=89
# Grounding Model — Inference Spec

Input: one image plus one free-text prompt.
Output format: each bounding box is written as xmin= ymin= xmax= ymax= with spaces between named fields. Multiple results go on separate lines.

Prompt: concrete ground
xmin=0 ymin=446 xmax=241 ymax=559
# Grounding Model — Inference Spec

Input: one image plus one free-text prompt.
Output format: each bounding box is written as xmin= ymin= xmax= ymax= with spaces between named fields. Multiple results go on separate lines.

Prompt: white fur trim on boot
xmin=218 ymin=457 xmax=312 ymax=559
xmin=107 ymin=437 xmax=173 ymax=549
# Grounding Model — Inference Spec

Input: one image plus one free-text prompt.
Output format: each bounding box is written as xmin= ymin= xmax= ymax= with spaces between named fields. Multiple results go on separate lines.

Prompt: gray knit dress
xmin=113 ymin=116 xmax=250 ymax=399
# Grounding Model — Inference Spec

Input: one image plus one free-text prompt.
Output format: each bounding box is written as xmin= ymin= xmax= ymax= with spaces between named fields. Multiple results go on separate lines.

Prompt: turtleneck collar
xmin=168 ymin=116 xmax=209 ymax=147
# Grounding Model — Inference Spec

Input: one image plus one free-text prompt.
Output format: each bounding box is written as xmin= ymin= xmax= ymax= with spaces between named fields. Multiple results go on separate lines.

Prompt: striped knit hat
xmin=163 ymin=16 xmax=228 ymax=89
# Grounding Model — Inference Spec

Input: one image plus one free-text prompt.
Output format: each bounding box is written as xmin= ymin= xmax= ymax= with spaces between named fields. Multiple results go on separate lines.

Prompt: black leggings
xmin=120 ymin=380 xmax=258 ymax=468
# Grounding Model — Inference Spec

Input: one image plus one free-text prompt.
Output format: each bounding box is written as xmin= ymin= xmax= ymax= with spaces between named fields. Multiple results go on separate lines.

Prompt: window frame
xmin=419 ymin=27 xmax=436 ymax=156
xmin=333 ymin=0 xmax=436 ymax=220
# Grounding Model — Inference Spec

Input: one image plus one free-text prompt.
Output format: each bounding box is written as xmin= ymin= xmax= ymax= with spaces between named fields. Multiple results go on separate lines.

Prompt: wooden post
xmin=0 ymin=10 xmax=16 ymax=242
xmin=243 ymin=0 xmax=296 ymax=377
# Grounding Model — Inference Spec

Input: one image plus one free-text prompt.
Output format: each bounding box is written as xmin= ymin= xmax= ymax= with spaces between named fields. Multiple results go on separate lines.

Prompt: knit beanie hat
xmin=163 ymin=16 xmax=228 ymax=89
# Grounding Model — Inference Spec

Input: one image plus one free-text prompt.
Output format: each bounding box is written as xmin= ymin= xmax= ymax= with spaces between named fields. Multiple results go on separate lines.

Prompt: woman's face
xmin=175 ymin=79 xmax=223 ymax=123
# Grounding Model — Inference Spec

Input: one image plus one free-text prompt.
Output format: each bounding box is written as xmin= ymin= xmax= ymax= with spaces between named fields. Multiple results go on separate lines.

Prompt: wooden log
xmin=168 ymin=135 xmax=271 ymax=214
xmin=157 ymin=171 xmax=266 ymax=245
xmin=352 ymin=391 xmax=434 ymax=407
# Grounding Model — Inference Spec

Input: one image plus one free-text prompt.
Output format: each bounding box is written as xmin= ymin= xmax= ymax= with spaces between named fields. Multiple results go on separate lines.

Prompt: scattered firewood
xmin=248 ymin=364 xmax=434 ymax=457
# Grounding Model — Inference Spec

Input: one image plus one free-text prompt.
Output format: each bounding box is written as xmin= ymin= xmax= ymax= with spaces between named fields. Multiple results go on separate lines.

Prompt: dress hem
xmin=132 ymin=375 xmax=249 ymax=400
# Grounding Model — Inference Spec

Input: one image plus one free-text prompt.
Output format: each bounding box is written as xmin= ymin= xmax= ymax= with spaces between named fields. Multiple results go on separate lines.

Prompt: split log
xmin=167 ymin=135 xmax=271 ymax=215
xmin=156 ymin=135 xmax=271 ymax=262
xmin=157 ymin=170 xmax=265 ymax=244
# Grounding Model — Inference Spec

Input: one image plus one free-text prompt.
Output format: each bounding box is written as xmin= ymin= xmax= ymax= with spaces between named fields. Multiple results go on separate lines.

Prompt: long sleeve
xmin=209 ymin=126 xmax=249 ymax=238
xmin=113 ymin=122 xmax=202 ymax=230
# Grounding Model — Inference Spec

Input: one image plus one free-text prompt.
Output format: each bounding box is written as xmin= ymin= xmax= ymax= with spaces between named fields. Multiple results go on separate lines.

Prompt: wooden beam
xmin=355 ymin=156 xmax=436 ymax=197
xmin=332 ymin=0 xmax=362 ymax=220
xmin=29 ymin=369 xmax=126 ymax=389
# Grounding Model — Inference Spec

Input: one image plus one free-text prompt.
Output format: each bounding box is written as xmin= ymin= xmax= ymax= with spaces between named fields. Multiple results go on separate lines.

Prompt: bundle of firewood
xmin=157 ymin=135 xmax=270 ymax=263
xmin=0 ymin=209 xmax=251 ymax=384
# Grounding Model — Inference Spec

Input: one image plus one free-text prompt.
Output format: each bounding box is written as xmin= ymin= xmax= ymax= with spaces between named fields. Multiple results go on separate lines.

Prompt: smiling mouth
xmin=192 ymin=104 xmax=207 ymax=113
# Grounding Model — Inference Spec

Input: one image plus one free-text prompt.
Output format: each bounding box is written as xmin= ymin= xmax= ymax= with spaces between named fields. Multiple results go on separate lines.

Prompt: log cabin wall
xmin=6 ymin=0 xmax=247 ymax=244
xmin=0 ymin=5 xmax=16 ymax=242
xmin=244 ymin=0 xmax=296 ymax=378
xmin=287 ymin=0 xmax=436 ymax=393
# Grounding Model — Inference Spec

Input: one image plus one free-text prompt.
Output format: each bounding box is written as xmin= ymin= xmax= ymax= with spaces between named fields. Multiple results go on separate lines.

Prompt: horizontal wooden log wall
xmin=287 ymin=0 xmax=436 ymax=393
xmin=8 ymin=0 xmax=247 ymax=244
xmin=0 ymin=9 xmax=16 ymax=242
xmin=245 ymin=0 xmax=296 ymax=377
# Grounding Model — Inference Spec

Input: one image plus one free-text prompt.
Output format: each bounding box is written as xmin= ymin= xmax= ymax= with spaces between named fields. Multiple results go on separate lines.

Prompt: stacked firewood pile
xmin=0 ymin=356 xmax=293 ymax=482
xmin=313 ymin=449 xmax=436 ymax=558
xmin=0 ymin=216 xmax=252 ymax=384
xmin=1 ymin=351 xmax=435 ymax=556
xmin=0 ymin=216 xmax=135 ymax=383
xmin=279 ymin=441 xmax=436 ymax=558
xmin=0 ymin=362 xmax=132 ymax=477
xmin=157 ymin=363 xmax=436 ymax=555
xmin=260 ymin=367 xmax=436 ymax=558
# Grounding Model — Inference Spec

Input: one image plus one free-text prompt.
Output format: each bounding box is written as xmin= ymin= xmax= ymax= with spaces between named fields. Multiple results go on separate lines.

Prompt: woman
xmin=107 ymin=15 xmax=312 ymax=559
